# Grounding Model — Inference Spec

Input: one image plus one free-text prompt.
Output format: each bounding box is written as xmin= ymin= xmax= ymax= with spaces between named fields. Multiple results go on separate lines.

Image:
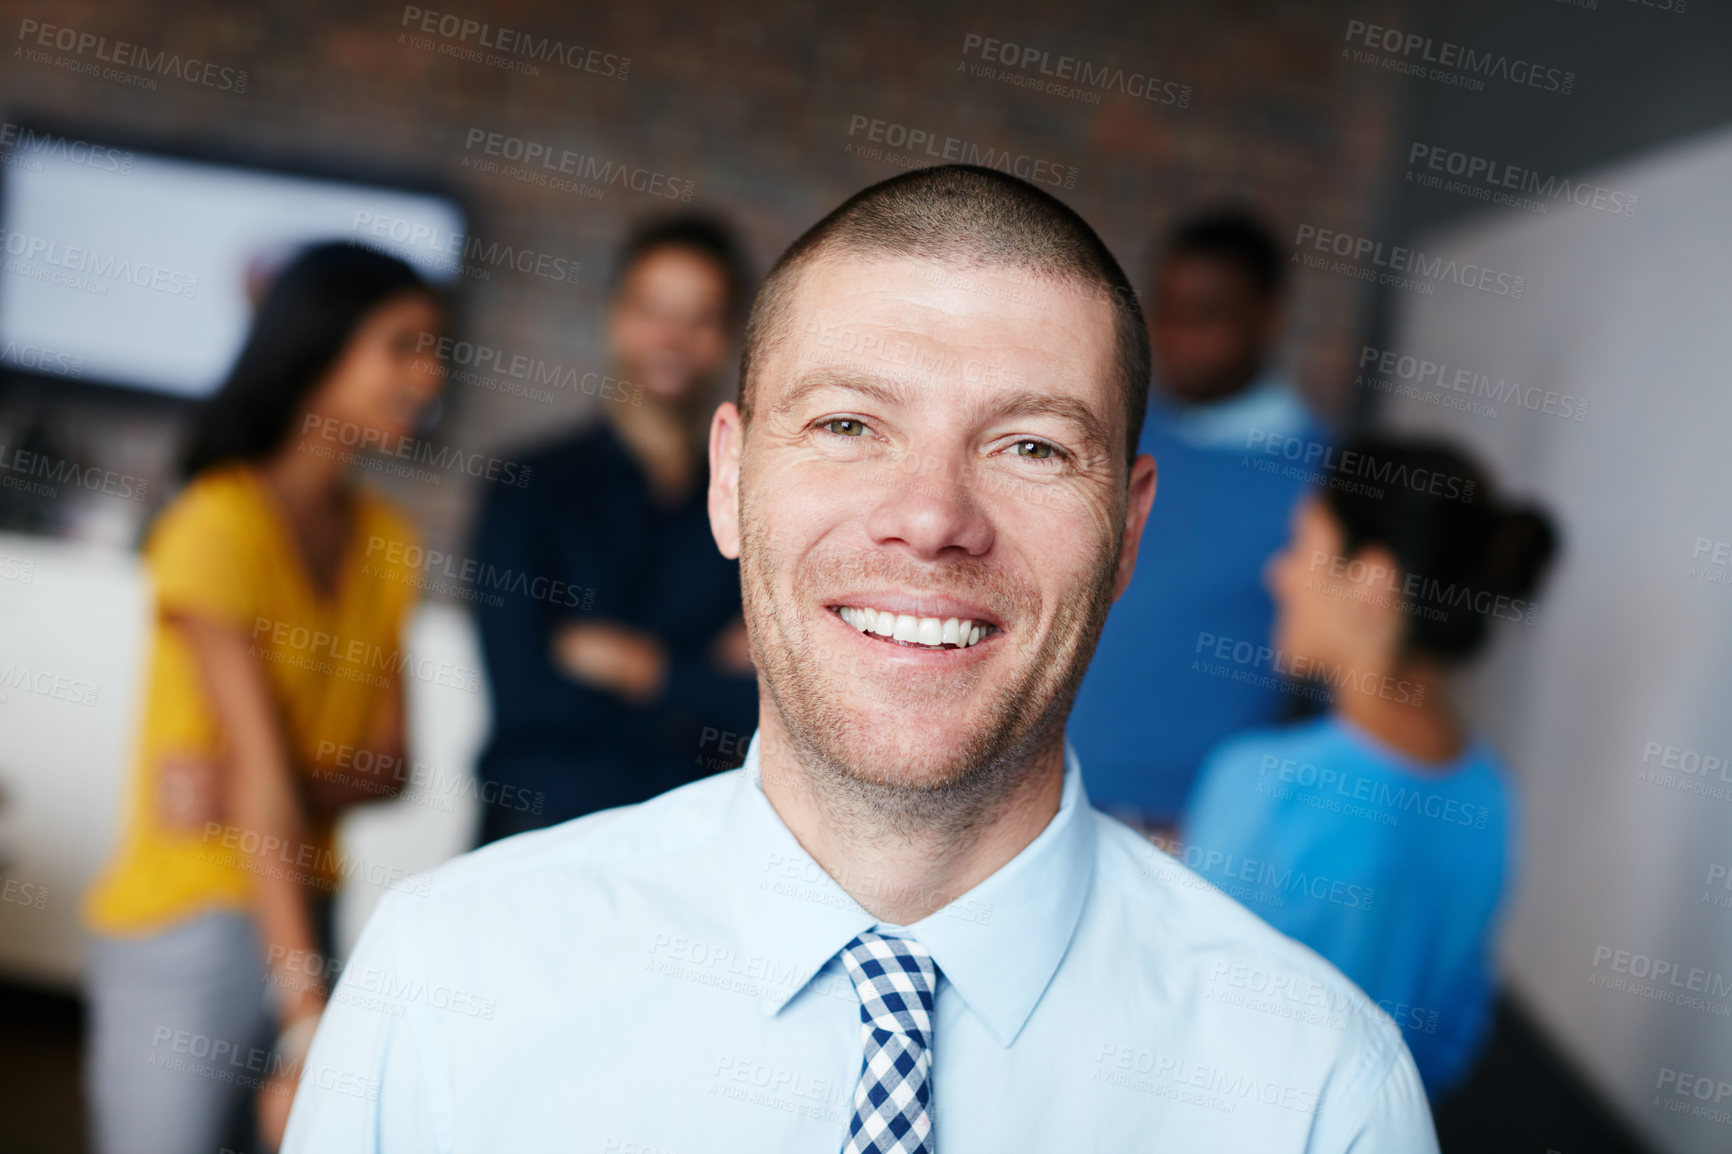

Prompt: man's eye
xmin=823 ymin=418 xmax=869 ymax=437
xmin=1011 ymin=439 xmax=1058 ymax=460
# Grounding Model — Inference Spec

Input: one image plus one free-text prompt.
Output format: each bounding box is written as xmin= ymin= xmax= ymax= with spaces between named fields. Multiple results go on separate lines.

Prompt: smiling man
xmin=283 ymin=166 xmax=1437 ymax=1153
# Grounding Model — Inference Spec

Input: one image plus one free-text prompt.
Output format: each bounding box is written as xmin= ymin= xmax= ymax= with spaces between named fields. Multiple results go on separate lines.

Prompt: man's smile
xmin=824 ymin=592 xmax=1006 ymax=653
xmin=833 ymin=605 xmax=1000 ymax=650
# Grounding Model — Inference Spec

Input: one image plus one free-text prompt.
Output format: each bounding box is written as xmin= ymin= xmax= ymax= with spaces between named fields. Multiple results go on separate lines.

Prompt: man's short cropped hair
xmin=612 ymin=214 xmax=752 ymax=326
xmin=1160 ymin=207 xmax=1285 ymax=302
xmin=738 ymin=164 xmax=1150 ymax=465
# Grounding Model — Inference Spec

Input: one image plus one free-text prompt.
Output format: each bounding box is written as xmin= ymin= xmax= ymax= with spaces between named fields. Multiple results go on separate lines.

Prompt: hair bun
xmin=1479 ymin=505 xmax=1558 ymax=601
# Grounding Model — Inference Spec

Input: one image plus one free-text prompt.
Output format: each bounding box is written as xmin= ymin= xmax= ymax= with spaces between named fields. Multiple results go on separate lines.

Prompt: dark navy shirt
xmin=471 ymin=422 xmax=758 ymax=826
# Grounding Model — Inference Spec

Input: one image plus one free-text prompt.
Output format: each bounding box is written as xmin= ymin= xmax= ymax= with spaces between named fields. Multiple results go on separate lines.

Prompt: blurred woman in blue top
xmin=1183 ymin=434 xmax=1558 ymax=1100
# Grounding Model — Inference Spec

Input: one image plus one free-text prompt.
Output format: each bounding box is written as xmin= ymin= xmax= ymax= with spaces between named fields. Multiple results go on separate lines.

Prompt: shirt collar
xmin=722 ymin=731 xmax=1097 ymax=1049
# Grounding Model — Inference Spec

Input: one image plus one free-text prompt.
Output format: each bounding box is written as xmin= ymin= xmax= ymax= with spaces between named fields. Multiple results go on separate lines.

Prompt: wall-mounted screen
xmin=0 ymin=127 xmax=464 ymax=399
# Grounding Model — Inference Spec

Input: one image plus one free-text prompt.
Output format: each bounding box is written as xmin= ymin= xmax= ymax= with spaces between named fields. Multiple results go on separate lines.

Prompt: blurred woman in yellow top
xmin=82 ymin=242 xmax=444 ymax=1154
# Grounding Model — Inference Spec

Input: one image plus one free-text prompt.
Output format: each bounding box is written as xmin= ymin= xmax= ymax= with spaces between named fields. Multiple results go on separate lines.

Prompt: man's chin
xmin=794 ymin=699 xmax=1015 ymax=795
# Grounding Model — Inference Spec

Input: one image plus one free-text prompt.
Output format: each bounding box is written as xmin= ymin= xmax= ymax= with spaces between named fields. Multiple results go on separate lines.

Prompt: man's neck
xmin=754 ymin=716 xmax=1068 ymax=925
xmin=1159 ymin=361 xmax=1266 ymax=409
xmin=607 ymin=392 xmax=703 ymax=502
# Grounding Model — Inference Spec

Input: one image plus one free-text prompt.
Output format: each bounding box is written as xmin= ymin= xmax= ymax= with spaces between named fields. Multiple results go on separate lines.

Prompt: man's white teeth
xmin=838 ymin=606 xmax=987 ymax=649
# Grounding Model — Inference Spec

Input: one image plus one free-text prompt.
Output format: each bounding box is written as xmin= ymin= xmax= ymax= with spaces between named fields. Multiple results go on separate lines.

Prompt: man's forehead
xmin=769 ymin=255 xmax=1116 ymax=387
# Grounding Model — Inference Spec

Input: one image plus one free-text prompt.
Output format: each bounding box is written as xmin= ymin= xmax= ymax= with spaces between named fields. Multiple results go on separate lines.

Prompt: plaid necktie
xmin=838 ymin=930 xmax=940 ymax=1154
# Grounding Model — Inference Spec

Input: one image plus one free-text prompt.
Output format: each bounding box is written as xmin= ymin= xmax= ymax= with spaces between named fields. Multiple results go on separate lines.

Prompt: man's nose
xmin=863 ymin=449 xmax=994 ymax=560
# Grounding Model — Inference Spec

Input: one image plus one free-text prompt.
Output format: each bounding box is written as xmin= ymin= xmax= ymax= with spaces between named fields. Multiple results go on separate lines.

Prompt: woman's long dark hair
xmin=179 ymin=242 xmax=433 ymax=479
xmin=1323 ymin=434 xmax=1559 ymax=663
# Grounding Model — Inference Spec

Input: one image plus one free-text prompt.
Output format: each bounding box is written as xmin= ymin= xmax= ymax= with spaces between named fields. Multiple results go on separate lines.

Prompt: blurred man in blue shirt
xmin=1069 ymin=209 xmax=1326 ymax=831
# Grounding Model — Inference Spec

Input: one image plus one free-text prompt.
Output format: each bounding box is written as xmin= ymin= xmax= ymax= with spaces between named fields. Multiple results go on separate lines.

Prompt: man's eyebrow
xmin=990 ymin=390 xmax=1113 ymax=454
xmin=770 ymin=371 xmax=920 ymax=419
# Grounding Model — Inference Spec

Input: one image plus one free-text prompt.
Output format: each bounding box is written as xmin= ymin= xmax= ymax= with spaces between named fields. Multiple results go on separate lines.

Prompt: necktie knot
xmin=839 ymin=930 xmax=939 ymax=1045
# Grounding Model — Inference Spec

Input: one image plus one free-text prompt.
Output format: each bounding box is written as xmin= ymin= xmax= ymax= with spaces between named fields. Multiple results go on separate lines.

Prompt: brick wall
xmin=0 ymin=0 xmax=1407 ymax=562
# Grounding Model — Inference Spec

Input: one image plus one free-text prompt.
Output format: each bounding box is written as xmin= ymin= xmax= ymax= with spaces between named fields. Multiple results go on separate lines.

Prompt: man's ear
xmin=708 ymin=401 xmax=744 ymax=560
xmin=1111 ymin=452 xmax=1158 ymax=601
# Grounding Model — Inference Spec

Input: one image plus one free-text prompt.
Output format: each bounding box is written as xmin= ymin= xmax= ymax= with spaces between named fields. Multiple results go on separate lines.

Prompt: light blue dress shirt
xmin=284 ymin=734 xmax=1437 ymax=1152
